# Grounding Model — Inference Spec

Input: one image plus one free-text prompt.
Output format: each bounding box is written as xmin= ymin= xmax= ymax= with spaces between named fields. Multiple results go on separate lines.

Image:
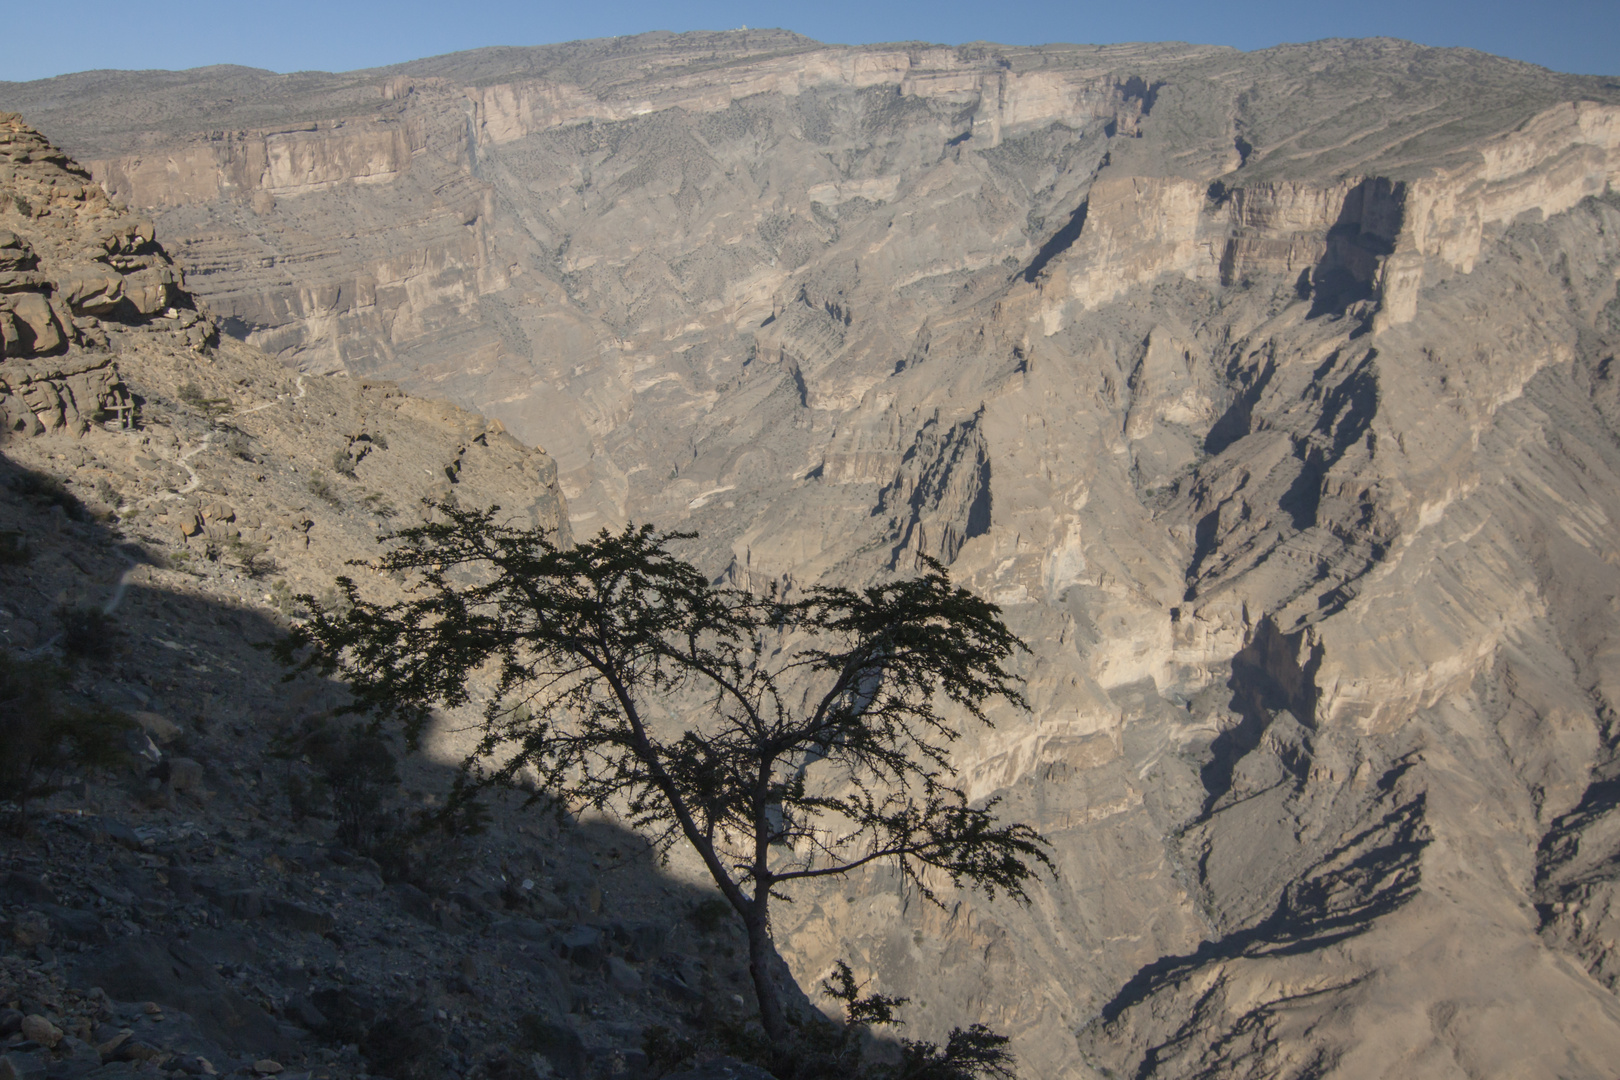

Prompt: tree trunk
xmin=745 ymin=899 xmax=788 ymax=1042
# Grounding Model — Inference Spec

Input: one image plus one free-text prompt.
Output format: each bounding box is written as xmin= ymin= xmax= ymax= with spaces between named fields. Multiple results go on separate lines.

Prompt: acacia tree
xmin=282 ymin=503 xmax=1051 ymax=1041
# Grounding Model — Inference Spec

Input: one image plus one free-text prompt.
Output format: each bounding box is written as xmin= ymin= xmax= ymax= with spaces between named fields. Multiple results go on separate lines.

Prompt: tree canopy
xmin=281 ymin=503 xmax=1051 ymax=1043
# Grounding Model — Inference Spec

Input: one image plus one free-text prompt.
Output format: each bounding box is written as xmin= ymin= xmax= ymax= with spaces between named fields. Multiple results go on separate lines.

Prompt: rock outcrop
xmin=0 ymin=124 xmax=761 ymax=1080
xmin=8 ymin=33 xmax=1620 ymax=1079
xmin=0 ymin=112 xmax=215 ymax=439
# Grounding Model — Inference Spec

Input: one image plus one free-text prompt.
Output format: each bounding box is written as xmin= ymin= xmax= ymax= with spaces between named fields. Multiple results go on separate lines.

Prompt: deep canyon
xmin=6 ymin=30 xmax=1620 ymax=1077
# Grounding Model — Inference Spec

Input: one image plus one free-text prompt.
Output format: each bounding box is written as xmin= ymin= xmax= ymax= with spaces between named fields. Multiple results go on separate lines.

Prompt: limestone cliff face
xmin=10 ymin=35 xmax=1620 ymax=1079
xmin=1037 ymin=99 xmax=1620 ymax=334
xmin=0 ymin=112 xmax=569 ymax=612
xmin=0 ymin=112 xmax=217 ymax=438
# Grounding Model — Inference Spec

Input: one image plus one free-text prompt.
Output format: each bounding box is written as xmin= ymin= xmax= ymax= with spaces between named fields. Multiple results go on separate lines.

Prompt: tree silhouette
xmin=281 ymin=503 xmax=1051 ymax=1041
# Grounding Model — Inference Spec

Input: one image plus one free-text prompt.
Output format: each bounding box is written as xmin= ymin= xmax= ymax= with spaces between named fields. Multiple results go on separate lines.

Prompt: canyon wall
xmin=8 ymin=33 xmax=1620 ymax=1078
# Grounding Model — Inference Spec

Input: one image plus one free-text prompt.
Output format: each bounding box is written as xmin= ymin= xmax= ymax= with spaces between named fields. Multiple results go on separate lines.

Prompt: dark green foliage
xmin=644 ymin=961 xmax=1017 ymax=1080
xmin=887 ymin=1026 xmax=1016 ymax=1080
xmin=329 ymin=731 xmax=400 ymax=851
xmin=269 ymin=718 xmax=400 ymax=851
xmin=0 ymin=655 xmax=131 ymax=831
xmin=176 ymin=382 xmax=231 ymax=420
xmin=270 ymin=717 xmax=486 ymax=888
xmin=283 ymin=502 xmax=1050 ymax=1041
xmin=226 ymin=537 xmax=276 ymax=578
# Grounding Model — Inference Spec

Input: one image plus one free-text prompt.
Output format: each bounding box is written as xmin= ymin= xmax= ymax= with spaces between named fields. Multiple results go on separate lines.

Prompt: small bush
xmin=59 ymin=606 xmax=118 ymax=661
xmin=645 ymin=961 xmax=1019 ymax=1080
xmin=215 ymin=427 xmax=255 ymax=461
xmin=270 ymin=718 xmax=400 ymax=852
xmin=227 ymin=537 xmax=276 ymax=578
xmin=177 ymin=382 xmax=231 ymax=420
xmin=307 ymin=470 xmax=342 ymax=507
xmin=283 ymin=772 xmax=329 ymax=823
xmin=332 ymin=449 xmax=358 ymax=479
xmin=268 ymin=579 xmax=305 ymax=618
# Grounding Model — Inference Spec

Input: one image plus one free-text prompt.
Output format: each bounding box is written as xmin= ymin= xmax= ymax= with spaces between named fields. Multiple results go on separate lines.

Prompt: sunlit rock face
xmin=11 ymin=32 xmax=1620 ymax=1077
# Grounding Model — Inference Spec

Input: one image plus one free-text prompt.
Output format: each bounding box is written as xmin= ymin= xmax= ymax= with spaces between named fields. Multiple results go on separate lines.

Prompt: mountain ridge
xmin=6 ymin=33 xmax=1620 ymax=1077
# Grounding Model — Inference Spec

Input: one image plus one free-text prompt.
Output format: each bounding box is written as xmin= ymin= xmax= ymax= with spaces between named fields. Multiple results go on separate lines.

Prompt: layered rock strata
xmin=8 ymin=34 xmax=1620 ymax=1079
xmin=0 ymin=125 xmax=773 ymax=1080
xmin=0 ymin=113 xmax=220 ymax=439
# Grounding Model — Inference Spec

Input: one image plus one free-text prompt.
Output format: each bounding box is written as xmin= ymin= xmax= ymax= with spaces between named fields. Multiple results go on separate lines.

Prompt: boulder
xmin=605 ymin=956 xmax=642 ymax=992
xmin=555 ymin=925 xmax=604 ymax=970
xmin=56 ymin=270 xmax=124 ymax=316
xmin=36 ymin=904 xmax=108 ymax=945
xmin=167 ymin=757 xmax=206 ymax=795
xmin=10 ymin=913 xmax=51 ymax=949
xmin=72 ymin=938 xmax=284 ymax=1055
xmin=17 ymin=1016 xmax=60 ymax=1048
xmin=131 ymin=711 xmax=182 ymax=744
xmin=0 ymin=1051 xmax=46 ymax=1080
xmin=0 ymin=293 xmax=61 ymax=356
xmin=53 ymin=1036 xmax=100 ymax=1077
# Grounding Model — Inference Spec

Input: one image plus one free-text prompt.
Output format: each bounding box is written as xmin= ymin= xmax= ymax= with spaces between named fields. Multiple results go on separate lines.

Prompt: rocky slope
xmin=8 ymin=32 xmax=1620 ymax=1079
xmin=0 ymin=115 xmax=799 ymax=1080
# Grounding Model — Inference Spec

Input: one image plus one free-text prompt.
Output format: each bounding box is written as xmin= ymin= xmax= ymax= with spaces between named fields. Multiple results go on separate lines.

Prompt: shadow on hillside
xmin=1092 ymin=789 xmax=1428 ymax=1045
xmin=0 ymin=443 xmax=824 ymax=1079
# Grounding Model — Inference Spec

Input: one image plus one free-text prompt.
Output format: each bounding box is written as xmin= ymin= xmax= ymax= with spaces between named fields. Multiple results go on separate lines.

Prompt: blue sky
xmin=3 ymin=0 xmax=1616 ymax=82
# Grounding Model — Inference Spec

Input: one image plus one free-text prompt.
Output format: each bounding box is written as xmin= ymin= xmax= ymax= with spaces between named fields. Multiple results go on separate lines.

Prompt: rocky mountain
xmin=0 ymin=114 xmax=811 ymax=1080
xmin=7 ymin=30 xmax=1620 ymax=1079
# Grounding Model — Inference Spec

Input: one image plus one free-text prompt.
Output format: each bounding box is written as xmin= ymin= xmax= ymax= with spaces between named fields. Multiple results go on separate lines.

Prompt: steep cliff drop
xmin=8 ymin=34 xmax=1620 ymax=1078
